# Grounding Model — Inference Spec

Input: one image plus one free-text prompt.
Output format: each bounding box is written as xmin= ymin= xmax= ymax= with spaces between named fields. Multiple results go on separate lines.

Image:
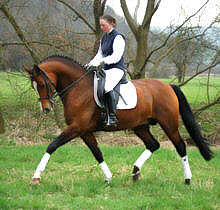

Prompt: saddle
xmin=93 ymin=68 xmax=137 ymax=110
xmin=95 ymin=69 xmax=128 ymax=109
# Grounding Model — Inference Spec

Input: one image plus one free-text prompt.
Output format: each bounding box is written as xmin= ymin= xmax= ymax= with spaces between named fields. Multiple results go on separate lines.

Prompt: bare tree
xmin=120 ymin=0 xmax=161 ymax=79
xmin=0 ymin=1 xmax=40 ymax=63
xmin=168 ymin=27 xmax=206 ymax=82
xmin=0 ymin=1 xmax=65 ymax=129
xmin=121 ymin=0 xmax=214 ymax=79
xmin=56 ymin=0 xmax=107 ymax=55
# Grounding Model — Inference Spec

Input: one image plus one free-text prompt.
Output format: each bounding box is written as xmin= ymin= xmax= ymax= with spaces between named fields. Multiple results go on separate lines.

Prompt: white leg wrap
xmin=100 ymin=161 xmax=112 ymax=182
xmin=182 ymin=156 xmax=192 ymax=179
xmin=134 ymin=149 xmax=152 ymax=169
xmin=32 ymin=153 xmax=50 ymax=179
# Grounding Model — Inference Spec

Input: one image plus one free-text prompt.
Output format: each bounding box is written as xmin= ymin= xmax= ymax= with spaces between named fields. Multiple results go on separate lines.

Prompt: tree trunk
xmin=177 ymin=68 xmax=183 ymax=83
xmin=120 ymin=0 xmax=161 ymax=79
xmin=0 ymin=109 xmax=5 ymax=134
xmin=132 ymin=29 xmax=148 ymax=79
xmin=0 ymin=3 xmax=40 ymax=63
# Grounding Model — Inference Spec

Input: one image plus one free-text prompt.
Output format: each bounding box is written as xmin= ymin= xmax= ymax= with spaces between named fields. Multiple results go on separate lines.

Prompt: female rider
xmin=87 ymin=14 xmax=127 ymax=127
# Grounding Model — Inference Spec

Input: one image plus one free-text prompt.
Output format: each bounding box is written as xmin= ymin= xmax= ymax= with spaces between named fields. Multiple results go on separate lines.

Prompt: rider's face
xmin=100 ymin=19 xmax=113 ymax=33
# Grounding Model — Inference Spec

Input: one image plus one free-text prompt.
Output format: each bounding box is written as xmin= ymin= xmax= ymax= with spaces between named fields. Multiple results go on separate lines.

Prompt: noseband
xmin=31 ymin=65 xmax=94 ymax=106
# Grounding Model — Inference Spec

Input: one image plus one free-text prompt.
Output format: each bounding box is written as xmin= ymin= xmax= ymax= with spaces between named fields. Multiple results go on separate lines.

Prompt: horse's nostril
xmin=43 ymin=108 xmax=50 ymax=114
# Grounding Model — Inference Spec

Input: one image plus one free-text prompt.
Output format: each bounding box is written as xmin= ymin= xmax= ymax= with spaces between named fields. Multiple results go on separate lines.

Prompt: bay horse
xmin=24 ymin=55 xmax=213 ymax=186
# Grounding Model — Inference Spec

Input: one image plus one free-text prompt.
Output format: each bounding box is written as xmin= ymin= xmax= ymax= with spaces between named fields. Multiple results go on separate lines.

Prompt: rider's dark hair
xmin=100 ymin=14 xmax=117 ymax=27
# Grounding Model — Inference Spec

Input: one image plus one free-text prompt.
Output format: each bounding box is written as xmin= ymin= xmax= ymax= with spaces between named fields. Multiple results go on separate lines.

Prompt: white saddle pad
xmin=94 ymin=73 xmax=137 ymax=110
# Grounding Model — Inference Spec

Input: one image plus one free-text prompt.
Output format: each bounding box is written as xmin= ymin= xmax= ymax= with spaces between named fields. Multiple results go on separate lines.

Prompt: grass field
xmin=0 ymin=144 xmax=219 ymax=209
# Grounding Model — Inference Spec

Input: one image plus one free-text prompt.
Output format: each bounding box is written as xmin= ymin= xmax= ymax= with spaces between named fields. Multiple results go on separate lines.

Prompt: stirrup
xmin=105 ymin=114 xmax=117 ymax=127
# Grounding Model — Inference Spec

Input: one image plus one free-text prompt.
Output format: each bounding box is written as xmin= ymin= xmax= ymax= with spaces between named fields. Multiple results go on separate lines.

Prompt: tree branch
xmin=120 ymin=0 xmax=138 ymax=37
xmin=56 ymin=0 xmax=96 ymax=32
xmin=152 ymin=33 xmax=204 ymax=72
xmin=179 ymin=61 xmax=220 ymax=87
xmin=139 ymin=0 xmax=210 ymax=73
xmin=142 ymin=0 xmax=161 ymax=29
xmin=101 ymin=0 xmax=107 ymax=14
xmin=0 ymin=40 xmax=90 ymax=52
xmin=134 ymin=0 xmax=140 ymax=23
xmin=93 ymin=0 xmax=106 ymax=34
xmin=194 ymin=96 xmax=220 ymax=116
xmin=0 ymin=3 xmax=40 ymax=63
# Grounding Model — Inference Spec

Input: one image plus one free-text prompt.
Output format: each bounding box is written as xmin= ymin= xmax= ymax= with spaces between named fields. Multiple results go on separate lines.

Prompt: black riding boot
xmin=105 ymin=91 xmax=117 ymax=127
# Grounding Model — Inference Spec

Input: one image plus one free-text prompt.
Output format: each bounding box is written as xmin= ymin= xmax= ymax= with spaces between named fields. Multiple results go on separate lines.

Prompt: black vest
xmin=101 ymin=29 xmax=126 ymax=72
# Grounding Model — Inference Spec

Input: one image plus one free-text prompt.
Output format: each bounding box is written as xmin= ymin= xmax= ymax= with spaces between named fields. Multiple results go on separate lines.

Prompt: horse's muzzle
xmin=43 ymin=108 xmax=51 ymax=114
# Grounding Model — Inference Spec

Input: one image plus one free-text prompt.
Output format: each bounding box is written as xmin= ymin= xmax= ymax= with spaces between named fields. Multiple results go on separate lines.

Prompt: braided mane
xmin=39 ymin=55 xmax=85 ymax=70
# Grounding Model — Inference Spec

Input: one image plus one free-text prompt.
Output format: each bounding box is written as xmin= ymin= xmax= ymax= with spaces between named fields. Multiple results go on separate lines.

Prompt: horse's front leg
xmin=81 ymin=133 xmax=112 ymax=183
xmin=31 ymin=126 xmax=78 ymax=185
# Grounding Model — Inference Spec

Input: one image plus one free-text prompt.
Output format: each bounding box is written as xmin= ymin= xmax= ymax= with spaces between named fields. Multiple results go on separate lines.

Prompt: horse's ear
xmin=24 ymin=66 xmax=32 ymax=74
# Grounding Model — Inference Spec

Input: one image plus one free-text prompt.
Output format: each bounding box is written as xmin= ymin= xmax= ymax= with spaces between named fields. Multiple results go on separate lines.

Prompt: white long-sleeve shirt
xmin=88 ymin=34 xmax=125 ymax=67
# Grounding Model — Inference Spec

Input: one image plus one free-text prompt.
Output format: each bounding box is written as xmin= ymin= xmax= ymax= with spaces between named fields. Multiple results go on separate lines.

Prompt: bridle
xmin=31 ymin=66 xmax=57 ymax=106
xmin=31 ymin=65 xmax=94 ymax=107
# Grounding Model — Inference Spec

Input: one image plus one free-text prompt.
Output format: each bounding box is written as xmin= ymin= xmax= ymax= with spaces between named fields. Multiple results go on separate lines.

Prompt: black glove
xmin=84 ymin=61 xmax=104 ymax=71
xmin=96 ymin=61 xmax=105 ymax=71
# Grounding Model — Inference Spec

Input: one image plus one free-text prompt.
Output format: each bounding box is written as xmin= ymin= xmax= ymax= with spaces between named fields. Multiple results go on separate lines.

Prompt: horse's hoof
xmin=105 ymin=177 xmax=112 ymax=185
xmin=185 ymin=179 xmax=190 ymax=185
xmin=132 ymin=173 xmax=141 ymax=182
xmin=30 ymin=178 xmax=41 ymax=186
xmin=105 ymin=180 xmax=110 ymax=185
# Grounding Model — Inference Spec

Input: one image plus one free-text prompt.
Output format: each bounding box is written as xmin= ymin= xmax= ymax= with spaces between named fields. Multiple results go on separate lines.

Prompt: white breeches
xmin=104 ymin=68 xmax=124 ymax=93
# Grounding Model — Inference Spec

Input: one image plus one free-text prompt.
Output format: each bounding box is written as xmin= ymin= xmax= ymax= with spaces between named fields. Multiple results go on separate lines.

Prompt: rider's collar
xmin=107 ymin=28 xmax=114 ymax=34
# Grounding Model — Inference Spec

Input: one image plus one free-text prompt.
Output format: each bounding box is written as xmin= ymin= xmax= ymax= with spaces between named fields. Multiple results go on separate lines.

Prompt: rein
xmin=55 ymin=67 xmax=94 ymax=99
xmin=32 ymin=65 xmax=94 ymax=106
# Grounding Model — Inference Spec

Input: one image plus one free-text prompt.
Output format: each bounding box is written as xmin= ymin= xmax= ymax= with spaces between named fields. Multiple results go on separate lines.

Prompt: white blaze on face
xmin=33 ymin=81 xmax=43 ymax=111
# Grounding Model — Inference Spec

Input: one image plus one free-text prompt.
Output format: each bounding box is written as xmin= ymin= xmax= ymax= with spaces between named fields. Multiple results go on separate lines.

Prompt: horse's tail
xmin=171 ymin=85 xmax=213 ymax=161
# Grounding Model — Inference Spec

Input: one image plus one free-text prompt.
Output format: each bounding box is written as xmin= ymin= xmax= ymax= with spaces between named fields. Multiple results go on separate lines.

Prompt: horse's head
xmin=24 ymin=64 xmax=56 ymax=114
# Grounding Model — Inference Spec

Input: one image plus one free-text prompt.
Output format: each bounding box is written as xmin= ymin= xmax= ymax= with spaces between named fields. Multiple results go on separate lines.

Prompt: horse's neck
xmin=55 ymin=67 xmax=93 ymax=103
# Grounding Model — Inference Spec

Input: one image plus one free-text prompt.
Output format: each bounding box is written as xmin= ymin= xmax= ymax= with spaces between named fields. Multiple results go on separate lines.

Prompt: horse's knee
xmin=46 ymin=133 xmax=67 ymax=155
xmin=146 ymin=140 xmax=160 ymax=153
xmin=152 ymin=141 xmax=160 ymax=152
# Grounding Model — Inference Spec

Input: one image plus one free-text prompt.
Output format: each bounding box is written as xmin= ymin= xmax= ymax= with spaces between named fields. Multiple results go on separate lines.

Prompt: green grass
xmin=0 ymin=72 xmax=34 ymax=108
xmin=160 ymin=76 xmax=220 ymax=106
xmin=0 ymin=144 xmax=219 ymax=209
xmin=177 ymin=77 xmax=219 ymax=107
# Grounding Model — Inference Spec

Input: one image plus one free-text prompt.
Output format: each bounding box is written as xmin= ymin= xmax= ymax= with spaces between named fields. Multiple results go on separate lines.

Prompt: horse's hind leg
xmin=81 ymin=133 xmax=112 ymax=183
xmin=160 ymin=121 xmax=192 ymax=185
xmin=132 ymin=124 xmax=160 ymax=181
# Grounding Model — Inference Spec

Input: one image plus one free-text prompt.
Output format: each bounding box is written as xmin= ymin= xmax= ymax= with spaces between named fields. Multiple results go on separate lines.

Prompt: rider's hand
xmin=84 ymin=59 xmax=104 ymax=71
xmin=96 ymin=61 xmax=105 ymax=70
